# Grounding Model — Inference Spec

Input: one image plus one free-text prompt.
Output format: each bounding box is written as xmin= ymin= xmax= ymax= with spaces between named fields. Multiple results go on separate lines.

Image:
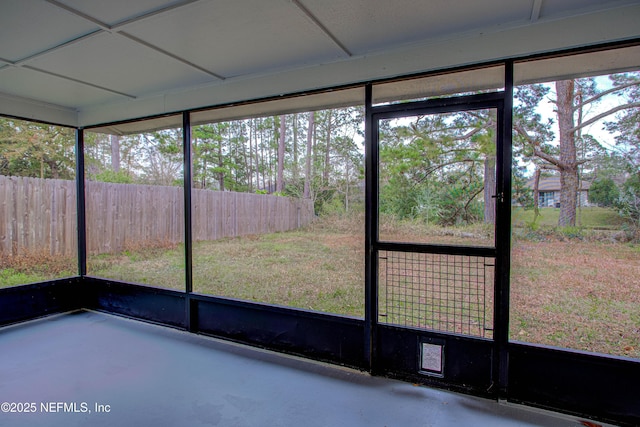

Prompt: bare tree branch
xmin=569 ymin=102 xmax=640 ymax=133
xmin=533 ymin=148 xmax=565 ymax=168
xmin=463 ymin=185 xmax=484 ymax=214
xmin=514 ymin=123 xmax=566 ymax=168
xmin=447 ymin=184 xmax=484 ymax=223
xmin=513 ymin=123 xmax=538 ymax=146
xmin=574 ymin=80 xmax=640 ymax=111
xmin=413 ymin=158 xmax=480 ymax=186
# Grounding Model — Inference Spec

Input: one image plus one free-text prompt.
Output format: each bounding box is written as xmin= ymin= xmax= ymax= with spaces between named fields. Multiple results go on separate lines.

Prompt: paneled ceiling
xmin=1 ymin=0 xmax=639 ymax=127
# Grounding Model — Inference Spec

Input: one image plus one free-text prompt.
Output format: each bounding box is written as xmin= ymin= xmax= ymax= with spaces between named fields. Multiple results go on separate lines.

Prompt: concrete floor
xmin=0 ymin=310 xmax=613 ymax=427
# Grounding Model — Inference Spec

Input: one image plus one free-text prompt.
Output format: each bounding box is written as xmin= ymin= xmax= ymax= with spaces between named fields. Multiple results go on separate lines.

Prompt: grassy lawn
xmin=192 ymin=230 xmax=364 ymax=315
xmin=0 ymin=250 xmax=76 ymax=287
xmin=86 ymin=215 xmax=365 ymax=317
xmin=512 ymin=206 xmax=625 ymax=229
xmin=511 ymin=240 xmax=639 ymax=358
xmin=2 ymin=213 xmax=638 ymax=359
xmin=88 ymin=245 xmax=187 ymax=291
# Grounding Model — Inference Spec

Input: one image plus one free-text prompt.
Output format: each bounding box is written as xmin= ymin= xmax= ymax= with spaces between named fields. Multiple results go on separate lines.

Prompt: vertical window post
xmin=494 ymin=60 xmax=514 ymax=397
xmin=75 ymin=128 xmax=86 ymax=277
xmin=364 ymin=83 xmax=378 ymax=372
xmin=183 ymin=112 xmax=196 ymax=331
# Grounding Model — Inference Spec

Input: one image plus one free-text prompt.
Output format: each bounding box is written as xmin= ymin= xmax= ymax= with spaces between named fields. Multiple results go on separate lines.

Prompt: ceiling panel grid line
xmin=44 ymin=0 xmax=111 ymax=30
xmin=530 ymin=0 xmax=543 ymax=21
xmin=116 ymin=31 xmax=225 ymax=80
xmin=10 ymin=29 xmax=105 ymax=67
xmin=0 ymin=0 xmax=224 ymax=106
xmin=22 ymin=65 xmax=137 ymax=99
xmin=291 ymin=0 xmax=353 ymax=56
xmin=108 ymin=0 xmax=204 ymax=30
xmin=41 ymin=0 xmax=225 ymax=81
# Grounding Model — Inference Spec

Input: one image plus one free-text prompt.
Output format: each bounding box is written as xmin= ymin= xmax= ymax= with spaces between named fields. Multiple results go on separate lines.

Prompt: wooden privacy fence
xmin=0 ymin=175 xmax=314 ymax=256
xmin=0 ymin=175 xmax=76 ymax=257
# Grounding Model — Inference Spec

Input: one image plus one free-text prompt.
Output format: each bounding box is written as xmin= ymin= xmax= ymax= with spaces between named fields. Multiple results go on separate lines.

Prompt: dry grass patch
xmin=511 ymin=240 xmax=640 ymax=358
xmin=192 ymin=230 xmax=365 ymax=316
xmin=0 ymin=248 xmax=76 ymax=288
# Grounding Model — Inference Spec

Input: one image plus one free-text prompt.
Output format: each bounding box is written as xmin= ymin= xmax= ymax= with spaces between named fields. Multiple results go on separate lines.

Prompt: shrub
xmin=588 ymin=177 xmax=619 ymax=207
xmin=616 ymin=174 xmax=640 ymax=227
xmin=93 ymin=169 xmax=134 ymax=184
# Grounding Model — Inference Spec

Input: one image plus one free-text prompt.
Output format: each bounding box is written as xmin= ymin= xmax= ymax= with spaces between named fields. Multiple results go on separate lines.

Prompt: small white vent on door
xmin=420 ymin=342 xmax=444 ymax=376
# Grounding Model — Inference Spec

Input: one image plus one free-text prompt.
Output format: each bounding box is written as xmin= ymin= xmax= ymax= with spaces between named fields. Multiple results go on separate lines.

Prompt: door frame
xmin=364 ymin=89 xmax=511 ymax=396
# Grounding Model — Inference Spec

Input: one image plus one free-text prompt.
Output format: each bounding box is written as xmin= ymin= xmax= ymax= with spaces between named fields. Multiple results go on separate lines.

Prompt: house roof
xmin=526 ymin=176 xmax=592 ymax=192
xmin=1 ymin=1 xmax=640 ymax=129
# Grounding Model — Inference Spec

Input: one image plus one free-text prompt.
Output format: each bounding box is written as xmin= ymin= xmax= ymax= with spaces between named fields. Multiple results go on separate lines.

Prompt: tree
xmin=515 ymin=75 xmax=640 ymax=227
xmin=516 ymin=80 xmax=586 ymax=226
xmin=85 ymin=131 xmax=139 ymax=183
xmin=0 ymin=118 xmax=75 ymax=179
xmin=192 ymin=123 xmax=229 ymax=190
xmin=588 ymin=177 xmax=619 ymax=207
xmin=292 ymin=113 xmax=300 ymax=181
xmin=139 ymin=129 xmax=182 ymax=186
xmin=110 ymin=134 xmax=120 ymax=172
xmin=378 ymin=109 xmax=496 ymax=226
xmin=617 ymin=174 xmax=640 ymax=226
xmin=277 ymin=115 xmax=286 ymax=193
xmin=87 ymin=128 xmax=182 ymax=186
xmin=303 ymin=112 xmax=314 ymax=199
xmin=605 ymin=73 xmax=640 ymax=175
xmin=331 ymin=134 xmax=363 ymax=212
xmin=555 ymin=80 xmax=581 ymax=226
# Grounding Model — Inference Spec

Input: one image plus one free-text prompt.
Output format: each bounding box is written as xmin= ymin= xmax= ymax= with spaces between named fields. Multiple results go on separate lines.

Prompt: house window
xmin=538 ymin=191 xmax=554 ymax=207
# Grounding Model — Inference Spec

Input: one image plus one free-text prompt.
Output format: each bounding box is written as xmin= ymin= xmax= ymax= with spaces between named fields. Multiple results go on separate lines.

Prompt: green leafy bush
xmin=616 ymin=174 xmax=640 ymax=227
xmin=589 ymin=177 xmax=619 ymax=207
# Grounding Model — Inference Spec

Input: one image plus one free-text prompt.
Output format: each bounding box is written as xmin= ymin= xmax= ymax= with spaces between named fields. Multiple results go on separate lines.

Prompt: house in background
xmin=526 ymin=176 xmax=592 ymax=208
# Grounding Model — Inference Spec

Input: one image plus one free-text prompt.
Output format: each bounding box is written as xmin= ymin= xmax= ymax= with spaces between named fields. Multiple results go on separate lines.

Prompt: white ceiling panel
xmin=54 ymin=0 xmax=186 ymax=26
xmin=0 ymin=0 xmax=639 ymax=127
xmin=0 ymin=66 xmax=125 ymax=109
xmin=122 ymin=0 xmax=347 ymax=78
xmin=23 ymin=32 xmax=216 ymax=97
xmin=538 ymin=0 xmax=632 ymax=19
xmin=297 ymin=0 xmax=531 ymax=55
xmin=0 ymin=0 xmax=98 ymax=62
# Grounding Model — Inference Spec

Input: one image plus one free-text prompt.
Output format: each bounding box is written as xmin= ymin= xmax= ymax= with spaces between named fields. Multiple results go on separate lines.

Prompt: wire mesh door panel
xmin=378 ymin=250 xmax=494 ymax=338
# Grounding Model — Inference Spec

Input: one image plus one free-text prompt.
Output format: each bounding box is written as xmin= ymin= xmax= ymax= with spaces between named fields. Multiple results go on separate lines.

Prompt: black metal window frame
xmin=2 ymin=41 xmax=640 ymax=427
